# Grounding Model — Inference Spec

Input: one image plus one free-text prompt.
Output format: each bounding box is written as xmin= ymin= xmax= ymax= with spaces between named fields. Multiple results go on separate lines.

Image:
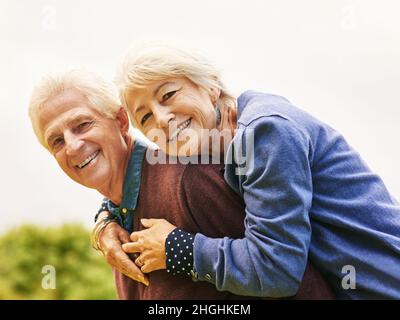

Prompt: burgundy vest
xmin=114 ymin=157 xmax=334 ymax=300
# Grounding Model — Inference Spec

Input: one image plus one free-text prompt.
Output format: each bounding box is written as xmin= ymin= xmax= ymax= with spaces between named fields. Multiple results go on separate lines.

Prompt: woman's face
xmin=125 ymin=77 xmax=220 ymax=156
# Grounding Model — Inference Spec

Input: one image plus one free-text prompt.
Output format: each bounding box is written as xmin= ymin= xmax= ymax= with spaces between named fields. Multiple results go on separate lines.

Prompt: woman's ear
xmin=116 ymin=107 xmax=130 ymax=135
xmin=209 ymin=86 xmax=221 ymax=105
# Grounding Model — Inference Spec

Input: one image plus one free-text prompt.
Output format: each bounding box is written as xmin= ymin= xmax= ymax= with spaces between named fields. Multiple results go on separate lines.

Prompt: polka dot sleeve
xmin=165 ymin=228 xmax=195 ymax=276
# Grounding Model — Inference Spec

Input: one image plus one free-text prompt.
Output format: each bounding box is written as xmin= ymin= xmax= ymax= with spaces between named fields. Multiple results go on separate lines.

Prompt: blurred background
xmin=0 ymin=0 xmax=399 ymax=299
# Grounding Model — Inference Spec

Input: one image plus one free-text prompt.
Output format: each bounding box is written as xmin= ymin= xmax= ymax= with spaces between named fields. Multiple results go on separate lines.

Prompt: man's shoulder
xmin=141 ymin=155 xmax=225 ymax=193
xmin=141 ymin=153 xmax=188 ymax=181
xmin=181 ymin=162 xmax=245 ymax=221
xmin=181 ymin=161 xmax=238 ymax=197
xmin=182 ymin=162 xmax=225 ymax=185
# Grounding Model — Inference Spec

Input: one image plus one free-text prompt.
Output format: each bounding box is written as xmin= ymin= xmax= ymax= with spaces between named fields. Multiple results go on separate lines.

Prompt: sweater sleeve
xmin=190 ymin=116 xmax=313 ymax=297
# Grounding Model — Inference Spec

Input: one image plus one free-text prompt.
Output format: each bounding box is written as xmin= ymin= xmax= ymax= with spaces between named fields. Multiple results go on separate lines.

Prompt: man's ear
xmin=115 ymin=107 xmax=130 ymax=135
xmin=209 ymin=86 xmax=221 ymax=105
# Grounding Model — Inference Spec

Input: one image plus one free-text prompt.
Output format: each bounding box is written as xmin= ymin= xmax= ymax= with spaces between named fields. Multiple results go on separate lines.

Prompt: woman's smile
xmin=168 ymin=118 xmax=192 ymax=142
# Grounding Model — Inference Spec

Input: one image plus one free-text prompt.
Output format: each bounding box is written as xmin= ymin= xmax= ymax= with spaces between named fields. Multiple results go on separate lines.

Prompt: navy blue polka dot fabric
xmin=165 ymin=228 xmax=195 ymax=276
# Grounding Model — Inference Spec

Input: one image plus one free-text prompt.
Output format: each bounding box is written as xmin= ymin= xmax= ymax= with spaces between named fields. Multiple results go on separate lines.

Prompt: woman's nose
xmin=153 ymin=107 xmax=175 ymax=129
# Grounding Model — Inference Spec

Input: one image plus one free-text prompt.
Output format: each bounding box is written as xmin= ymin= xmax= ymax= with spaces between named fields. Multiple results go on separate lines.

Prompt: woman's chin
xmin=180 ymin=140 xmax=202 ymax=157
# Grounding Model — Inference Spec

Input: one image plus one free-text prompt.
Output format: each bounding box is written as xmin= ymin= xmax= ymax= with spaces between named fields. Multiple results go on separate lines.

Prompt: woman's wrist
xmin=165 ymin=228 xmax=195 ymax=276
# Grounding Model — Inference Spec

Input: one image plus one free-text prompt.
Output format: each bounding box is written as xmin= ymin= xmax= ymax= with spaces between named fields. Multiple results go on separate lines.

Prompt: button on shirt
xmin=98 ymin=138 xmax=148 ymax=233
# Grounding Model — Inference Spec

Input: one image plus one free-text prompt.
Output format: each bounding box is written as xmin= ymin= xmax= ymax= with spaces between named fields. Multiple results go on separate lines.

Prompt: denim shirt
xmin=102 ymin=138 xmax=148 ymax=234
xmin=193 ymin=90 xmax=400 ymax=299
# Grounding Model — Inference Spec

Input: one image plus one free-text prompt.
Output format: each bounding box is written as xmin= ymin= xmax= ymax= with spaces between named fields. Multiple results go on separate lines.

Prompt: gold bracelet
xmin=91 ymin=215 xmax=117 ymax=252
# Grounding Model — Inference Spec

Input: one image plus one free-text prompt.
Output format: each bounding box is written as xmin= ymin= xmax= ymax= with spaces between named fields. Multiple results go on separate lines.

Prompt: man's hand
xmin=122 ymin=218 xmax=176 ymax=274
xmin=97 ymin=213 xmax=149 ymax=286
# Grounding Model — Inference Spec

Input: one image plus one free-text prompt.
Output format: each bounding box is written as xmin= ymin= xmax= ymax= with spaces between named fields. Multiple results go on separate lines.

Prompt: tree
xmin=0 ymin=224 xmax=116 ymax=299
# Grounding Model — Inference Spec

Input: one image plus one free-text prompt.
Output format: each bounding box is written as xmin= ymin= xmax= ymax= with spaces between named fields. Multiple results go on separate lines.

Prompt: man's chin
xmin=71 ymin=174 xmax=105 ymax=191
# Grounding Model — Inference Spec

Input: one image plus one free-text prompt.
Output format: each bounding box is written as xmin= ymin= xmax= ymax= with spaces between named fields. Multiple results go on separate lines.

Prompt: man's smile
xmin=76 ymin=150 xmax=100 ymax=169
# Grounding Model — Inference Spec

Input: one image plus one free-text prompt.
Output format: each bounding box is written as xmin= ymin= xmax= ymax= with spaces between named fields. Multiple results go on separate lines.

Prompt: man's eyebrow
xmin=44 ymin=128 xmax=62 ymax=147
xmin=45 ymin=132 xmax=58 ymax=144
xmin=69 ymin=113 xmax=93 ymax=125
xmin=44 ymin=124 xmax=60 ymax=142
xmin=44 ymin=113 xmax=93 ymax=143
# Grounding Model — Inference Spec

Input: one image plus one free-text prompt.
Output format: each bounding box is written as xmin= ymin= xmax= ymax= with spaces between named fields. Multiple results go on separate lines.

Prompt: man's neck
xmin=98 ymin=137 xmax=135 ymax=205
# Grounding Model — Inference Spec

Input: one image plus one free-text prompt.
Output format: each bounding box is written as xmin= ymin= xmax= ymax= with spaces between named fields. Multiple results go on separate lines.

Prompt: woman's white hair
xmin=28 ymin=68 xmax=121 ymax=147
xmin=115 ymin=43 xmax=236 ymax=122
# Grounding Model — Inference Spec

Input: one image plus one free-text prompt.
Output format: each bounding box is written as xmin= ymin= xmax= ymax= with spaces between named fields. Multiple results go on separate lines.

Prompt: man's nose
xmin=65 ymin=132 xmax=84 ymax=156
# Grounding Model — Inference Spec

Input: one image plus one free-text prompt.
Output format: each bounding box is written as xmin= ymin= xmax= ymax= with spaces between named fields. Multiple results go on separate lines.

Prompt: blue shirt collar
xmin=107 ymin=137 xmax=148 ymax=233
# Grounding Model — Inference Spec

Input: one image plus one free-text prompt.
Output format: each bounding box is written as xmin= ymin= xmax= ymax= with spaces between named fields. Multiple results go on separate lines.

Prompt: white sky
xmin=1 ymin=0 xmax=399 ymax=233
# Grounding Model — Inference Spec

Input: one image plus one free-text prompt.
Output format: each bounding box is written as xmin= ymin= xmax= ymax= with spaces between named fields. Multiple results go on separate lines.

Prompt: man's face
xmin=38 ymin=89 xmax=129 ymax=191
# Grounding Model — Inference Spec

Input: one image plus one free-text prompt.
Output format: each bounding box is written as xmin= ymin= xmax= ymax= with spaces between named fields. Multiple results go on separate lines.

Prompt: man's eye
xmin=76 ymin=121 xmax=92 ymax=131
xmin=162 ymin=90 xmax=177 ymax=102
xmin=141 ymin=113 xmax=152 ymax=125
xmin=52 ymin=137 xmax=64 ymax=149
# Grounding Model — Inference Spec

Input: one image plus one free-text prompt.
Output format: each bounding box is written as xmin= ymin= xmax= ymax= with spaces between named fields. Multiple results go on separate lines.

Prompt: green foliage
xmin=0 ymin=224 xmax=116 ymax=300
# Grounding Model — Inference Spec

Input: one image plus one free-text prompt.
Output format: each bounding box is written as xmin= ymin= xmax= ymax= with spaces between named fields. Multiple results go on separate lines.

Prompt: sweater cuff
xmin=192 ymin=233 xmax=220 ymax=284
xmin=165 ymin=228 xmax=195 ymax=276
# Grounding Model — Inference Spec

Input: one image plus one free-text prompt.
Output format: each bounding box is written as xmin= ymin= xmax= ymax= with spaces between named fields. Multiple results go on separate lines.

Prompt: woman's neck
xmin=216 ymin=105 xmax=238 ymax=157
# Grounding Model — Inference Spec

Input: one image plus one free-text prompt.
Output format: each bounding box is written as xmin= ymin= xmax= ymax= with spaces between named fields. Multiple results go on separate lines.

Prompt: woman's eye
xmin=141 ymin=113 xmax=152 ymax=125
xmin=162 ymin=90 xmax=177 ymax=102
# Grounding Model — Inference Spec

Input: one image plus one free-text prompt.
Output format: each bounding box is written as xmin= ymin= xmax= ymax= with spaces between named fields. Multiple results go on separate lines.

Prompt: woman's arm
xmin=124 ymin=115 xmax=313 ymax=297
xmin=191 ymin=115 xmax=313 ymax=297
xmin=188 ymin=115 xmax=313 ymax=296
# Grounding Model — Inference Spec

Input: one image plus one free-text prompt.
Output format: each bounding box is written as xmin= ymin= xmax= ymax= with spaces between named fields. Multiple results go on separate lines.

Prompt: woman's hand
xmin=97 ymin=213 xmax=149 ymax=286
xmin=122 ymin=218 xmax=177 ymax=273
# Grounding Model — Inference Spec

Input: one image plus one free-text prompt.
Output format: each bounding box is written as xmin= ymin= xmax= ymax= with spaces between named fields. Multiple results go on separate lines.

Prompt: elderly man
xmin=29 ymin=69 xmax=334 ymax=299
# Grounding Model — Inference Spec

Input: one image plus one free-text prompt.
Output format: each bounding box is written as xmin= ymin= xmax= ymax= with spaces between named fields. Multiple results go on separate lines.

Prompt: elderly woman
xmin=100 ymin=45 xmax=400 ymax=299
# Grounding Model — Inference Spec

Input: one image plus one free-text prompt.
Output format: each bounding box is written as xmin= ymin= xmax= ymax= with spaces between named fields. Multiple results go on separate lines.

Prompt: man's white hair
xmin=115 ymin=43 xmax=236 ymax=124
xmin=28 ymin=68 xmax=121 ymax=147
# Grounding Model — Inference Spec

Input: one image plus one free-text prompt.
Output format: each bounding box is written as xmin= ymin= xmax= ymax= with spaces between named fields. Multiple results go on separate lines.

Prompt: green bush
xmin=0 ymin=224 xmax=116 ymax=299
